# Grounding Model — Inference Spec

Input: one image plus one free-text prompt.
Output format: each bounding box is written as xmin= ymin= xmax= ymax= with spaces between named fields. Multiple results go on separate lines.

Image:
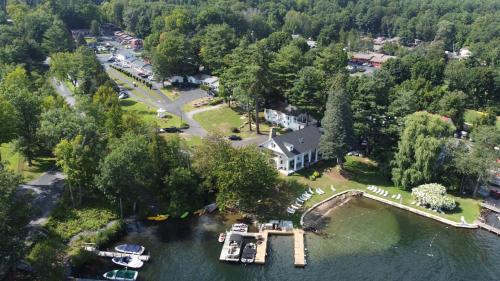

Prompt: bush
xmin=209 ymin=97 xmax=223 ymax=106
xmin=200 ymin=84 xmax=210 ymax=91
xmin=231 ymin=127 xmax=240 ymax=133
xmin=411 ymin=183 xmax=456 ymax=211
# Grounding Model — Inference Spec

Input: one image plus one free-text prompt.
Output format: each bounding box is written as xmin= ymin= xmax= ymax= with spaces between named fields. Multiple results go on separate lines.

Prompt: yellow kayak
xmin=146 ymin=214 xmax=169 ymax=221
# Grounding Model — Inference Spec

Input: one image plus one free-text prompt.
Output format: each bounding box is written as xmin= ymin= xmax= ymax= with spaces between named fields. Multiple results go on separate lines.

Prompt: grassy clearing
xmin=193 ymin=105 xmax=270 ymax=138
xmin=287 ymin=156 xmax=481 ymax=224
xmin=182 ymin=97 xmax=212 ymax=112
xmin=120 ymin=99 xmax=182 ymax=128
xmin=464 ymin=109 xmax=500 ymax=129
xmin=1 ymin=143 xmax=55 ymax=181
xmin=46 ymin=203 xmax=118 ymax=242
xmin=160 ymin=87 xmax=180 ymax=101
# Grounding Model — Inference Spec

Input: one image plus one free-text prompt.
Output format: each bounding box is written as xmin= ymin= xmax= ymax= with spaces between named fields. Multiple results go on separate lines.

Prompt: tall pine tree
xmin=319 ymin=88 xmax=353 ymax=169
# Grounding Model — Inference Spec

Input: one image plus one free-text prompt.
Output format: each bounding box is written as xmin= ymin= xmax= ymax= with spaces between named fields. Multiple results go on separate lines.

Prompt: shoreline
xmin=300 ymin=189 xmax=479 ymax=229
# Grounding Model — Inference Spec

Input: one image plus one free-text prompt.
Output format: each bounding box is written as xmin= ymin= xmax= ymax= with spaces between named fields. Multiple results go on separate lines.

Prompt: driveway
xmin=17 ymin=171 xmax=65 ymax=226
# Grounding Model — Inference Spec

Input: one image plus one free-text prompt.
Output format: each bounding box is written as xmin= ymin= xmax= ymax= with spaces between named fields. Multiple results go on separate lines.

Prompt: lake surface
xmin=83 ymin=198 xmax=500 ymax=281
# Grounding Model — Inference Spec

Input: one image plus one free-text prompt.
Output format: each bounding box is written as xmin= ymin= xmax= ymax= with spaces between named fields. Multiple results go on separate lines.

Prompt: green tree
xmin=0 ymin=168 xmax=29 ymax=273
xmin=42 ymin=18 xmax=74 ymax=54
xmin=0 ymin=67 xmax=42 ymax=166
xmin=287 ymin=66 xmax=326 ymax=120
xmin=96 ymin=133 xmax=153 ymax=218
xmin=165 ymin=167 xmax=199 ymax=216
xmin=90 ymin=19 xmax=100 ymax=36
xmin=199 ymin=24 xmax=237 ymax=74
xmin=314 ymin=44 xmax=348 ymax=75
xmin=152 ymin=31 xmax=194 ymax=83
xmin=392 ymin=112 xmax=455 ymax=189
xmin=269 ymin=44 xmax=304 ymax=95
xmin=436 ymin=91 xmax=467 ymax=129
xmin=319 ymin=88 xmax=354 ymax=169
xmin=453 ymin=125 xmax=500 ymax=196
xmin=0 ymin=96 xmax=18 ymax=161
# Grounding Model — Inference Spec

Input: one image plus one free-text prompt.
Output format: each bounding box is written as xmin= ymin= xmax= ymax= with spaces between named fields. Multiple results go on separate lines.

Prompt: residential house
xmin=264 ymin=104 xmax=317 ymax=131
xmin=260 ymin=126 xmax=322 ymax=175
xmin=351 ymin=52 xmax=396 ymax=68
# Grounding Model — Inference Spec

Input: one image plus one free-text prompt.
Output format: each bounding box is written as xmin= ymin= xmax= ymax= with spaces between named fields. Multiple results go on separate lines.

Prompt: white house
xmin=264 ymin=104 xmax=317 ymax=131
xmin=260 ymin=126 xmax=322 ymax=175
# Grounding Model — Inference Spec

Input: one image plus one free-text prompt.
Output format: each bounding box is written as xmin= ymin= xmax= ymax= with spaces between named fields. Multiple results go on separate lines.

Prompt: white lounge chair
xmin=316 ymin=188 xmax=325 ymax=195
xmin=383 ymin=191 xmax=388 ymax=197
xmin=396 ymin=194 xmax=401 ymax=200
xmin=291 ymin=204 xmax=300 ymax=210
xmin=391 ymin=194 xmax=396 ymax=199
xmin=302 ymin=193 xmax=311 ymax=198
xmin=307 ymin=187 xmax=315 ymax=195
xmin=296 ymin=197 xmax=304 ymax=203
xmin=331 ymin=186 xmax=336 ymax=192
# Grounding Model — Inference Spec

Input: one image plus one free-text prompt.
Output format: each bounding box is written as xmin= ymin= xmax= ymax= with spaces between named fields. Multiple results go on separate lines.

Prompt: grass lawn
xmin=120 ymin=99 xmax=182 ymax=128
xmin=464 ymin=109 xmax=500 ymax=129
xmin=160 ymin=87 xmax=180 ymax=101
xmin=1 ymin=143 xmax=55 ymax=181
xmin=193 ymin=105 xmax=270 ymax=138
xmin=84 ymin=37 xmax=97 ymax=44
xmin=287 ymin=156 xmax=481 ymax=224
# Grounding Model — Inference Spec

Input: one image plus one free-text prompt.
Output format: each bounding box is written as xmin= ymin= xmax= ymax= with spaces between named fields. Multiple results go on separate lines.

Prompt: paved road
xmin=17 ymin=171 xmax=65 ymax=226
xmin=50 ymin=78 xmax=76 ymax=107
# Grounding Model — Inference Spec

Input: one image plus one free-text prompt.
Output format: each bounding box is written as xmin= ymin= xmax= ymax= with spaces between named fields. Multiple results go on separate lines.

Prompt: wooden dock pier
xmin=222 ymin=229 xmax=306 ymax=267
xmin=83 ymin=245 xmax=150 ymax=261
xmin=477 ymin=221 xmax=500 ymax=236
xmin=293 ymin=229 xmax=306 ymax=267
xmin=481 ymin=203 xmax=500 ymax=213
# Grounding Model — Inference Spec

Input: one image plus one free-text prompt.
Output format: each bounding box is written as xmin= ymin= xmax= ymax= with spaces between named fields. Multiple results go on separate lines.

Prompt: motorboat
xmin=111 ymin=256 xmax=144 ymax=269
xmin=241 ymin=243 xmax=256 ymax=263
xmin=231 ymin=223 xmax=248 ymax=233
xmin=227 ymin=234 xmax=243 ymax=259
xmin=115 ymin=244 xmax=145 ymax=255
xmin=218 ymin=232 xmax=226 ymax=243
xmin=103 ymin=269 xmax=138 ymax=281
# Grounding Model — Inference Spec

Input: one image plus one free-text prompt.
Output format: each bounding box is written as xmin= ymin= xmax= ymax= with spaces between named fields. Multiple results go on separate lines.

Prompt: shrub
xmin=411 ymin=183 xmax=456 ymax=211
xmin=209 ymin=97 xmax=223 ymax=106
xmin=231 ymin=127 xmax=240 ymax=133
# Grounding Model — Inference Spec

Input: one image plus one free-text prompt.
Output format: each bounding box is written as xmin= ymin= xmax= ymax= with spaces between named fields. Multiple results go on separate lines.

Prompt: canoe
xmin=115 ymin=244 xmax=145 ymax=255
xmin=180 ymin=211 xmax=189 ymax=219
xmin=103 ymin=269 xmax=138 ymax=281
xmin=112 ymin=256 xmax=144 ymax=269
xmin=146 ymin=214 xmax=169 ymax=221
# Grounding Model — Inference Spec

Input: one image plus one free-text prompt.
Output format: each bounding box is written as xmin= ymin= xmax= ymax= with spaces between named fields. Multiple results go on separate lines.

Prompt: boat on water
xmin=180 ymin=211 xmax=189 ymax=219
xmin=111 ymin=256 xmax=144 ymax=269
xmin=227 ymin=234 xmax=243 ymax=260
xmin=218 ymin=232 xmax=226 ymax=243
xmin=231 ymin=223 xmax=248 ymax=233
xmin=103 ymin=269 xmax=138 ymax=281
xmin=146 ymin=214 xmax=169 ymax=221
xmin=115 ymin=244 xmax=145 ymax=255
xmin=241 ymin=243 xmax=256 ymax=264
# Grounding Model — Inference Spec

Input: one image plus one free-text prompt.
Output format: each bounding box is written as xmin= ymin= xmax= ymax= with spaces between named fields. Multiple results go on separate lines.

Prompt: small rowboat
xmin=146 ymin=214 xmax=169 ymax=221
xmin=218 ymin=232 xmax=226 ymax=243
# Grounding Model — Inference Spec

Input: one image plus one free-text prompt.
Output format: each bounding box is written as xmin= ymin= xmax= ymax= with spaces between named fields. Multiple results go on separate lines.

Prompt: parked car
xmin=107 ymin=56 xmax=115 ymax=62
xmin=228 ymin=135 xmax=242 ymax=141
xmin=179 ymin=124 xmax=190 ymax=130
xmin=138 ymin=72 xmax=148 ymax=78
xmin=118 ymin=92 xmax=129 ymax=99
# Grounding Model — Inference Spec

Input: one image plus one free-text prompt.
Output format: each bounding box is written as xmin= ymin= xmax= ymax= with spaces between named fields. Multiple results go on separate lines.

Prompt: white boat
xmin=115 ymin=244 xmax=145 ymax=255
xmin=111 ymin=256 xmax=144 ymax=269
xmin=231 ymin=223 xmax=248 ymax=233
xmin=218 ymin=232 xmax=226 ymax=243
xmin=241 ymin=243 xmax=256 ymax=264
xmin=103 ymin=269 xmax=138 ymax=281
xmin=227 ymin=234 xmax=243 ymax=259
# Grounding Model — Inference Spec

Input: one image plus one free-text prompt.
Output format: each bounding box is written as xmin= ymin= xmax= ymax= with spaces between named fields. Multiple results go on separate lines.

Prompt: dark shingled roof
xmin=268 ymin=126 xmax=321 ymax=158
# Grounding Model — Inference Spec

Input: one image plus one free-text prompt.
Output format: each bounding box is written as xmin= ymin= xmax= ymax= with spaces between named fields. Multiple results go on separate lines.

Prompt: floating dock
xmin=83 ymin=245 xmax=150 ymax=261
xmin=219 ymin=229 xmax=306 ymax=267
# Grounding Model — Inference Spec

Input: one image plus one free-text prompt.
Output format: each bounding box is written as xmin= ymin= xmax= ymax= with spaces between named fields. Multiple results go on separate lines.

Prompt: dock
xmin=220 ymin=229 xmax=306 ymax=267
xmin=477 ymin=221 xmax=500 ymax=236
xmin=481 ymin=202 xmax=500 ymax=213
xmin=83 ymin=245 xmax=150 ymax=261
xmin=293 ymin=229 xmax=306 ymax=267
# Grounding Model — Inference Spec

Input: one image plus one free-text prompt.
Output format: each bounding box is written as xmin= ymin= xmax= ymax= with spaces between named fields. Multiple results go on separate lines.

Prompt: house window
xmin=289 ymin=159 xmax=295 ymax=169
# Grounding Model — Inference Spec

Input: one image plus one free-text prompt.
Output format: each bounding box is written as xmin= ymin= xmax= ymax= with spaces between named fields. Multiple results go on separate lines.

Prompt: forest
xmin=0 ymin=0 xmax=499 ymax=280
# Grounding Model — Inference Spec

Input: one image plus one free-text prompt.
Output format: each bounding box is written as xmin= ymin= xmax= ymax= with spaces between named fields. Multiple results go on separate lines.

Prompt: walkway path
xmin=17 ymin=171 xmax=65 ymax=227
xmin=50 ymin=78 xmax=76 ymax=107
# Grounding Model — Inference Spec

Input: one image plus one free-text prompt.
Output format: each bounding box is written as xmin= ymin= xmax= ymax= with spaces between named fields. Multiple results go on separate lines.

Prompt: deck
xmin=293 ymin=229 xmax=306 ymax=267
xmin=83 ymin=245 xmax=150 ymax=261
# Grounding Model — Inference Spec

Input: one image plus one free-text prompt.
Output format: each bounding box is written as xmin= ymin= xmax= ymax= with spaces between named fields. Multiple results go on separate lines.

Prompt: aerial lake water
xmin=82 ymin=198 xmax=500 ymax=281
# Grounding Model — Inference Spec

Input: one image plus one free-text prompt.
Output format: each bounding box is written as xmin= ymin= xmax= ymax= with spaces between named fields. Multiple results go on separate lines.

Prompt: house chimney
xmin=269 ymin=127 xmax=277 ymax=140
